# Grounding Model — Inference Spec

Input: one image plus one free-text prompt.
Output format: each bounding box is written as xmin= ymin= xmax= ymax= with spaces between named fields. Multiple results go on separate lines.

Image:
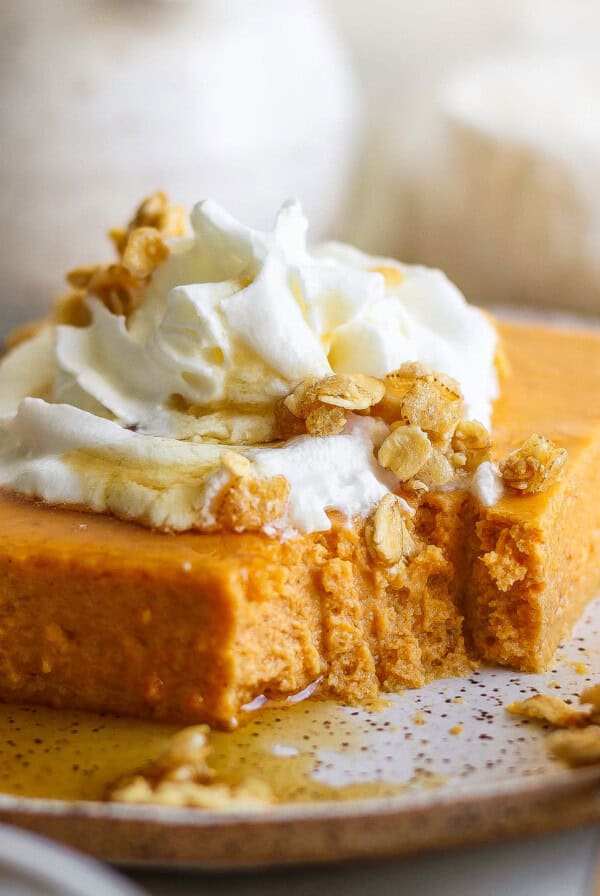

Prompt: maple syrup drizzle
xmin=0 ymin=698 xmax=415 ymax=804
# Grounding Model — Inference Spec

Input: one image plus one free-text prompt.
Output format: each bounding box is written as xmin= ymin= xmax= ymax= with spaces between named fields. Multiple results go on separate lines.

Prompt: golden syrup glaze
xmin=0 ymin=698 xmax=431 ymax=805
xmin=0 ymin=703 xmax=175 ymax=801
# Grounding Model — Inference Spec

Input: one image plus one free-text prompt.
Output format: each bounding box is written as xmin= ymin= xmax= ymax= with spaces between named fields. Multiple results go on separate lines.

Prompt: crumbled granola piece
xmin=376 ymin=363 xmax=428 ymax=421
xmin=64 ymin=222 xmax=169 ymax=320
xmin=284 ymin=374 xmax=383 ymax=437
xmin=366 ymin=493 xmax=417 ymax=567
xmin=53 ymin=290 xmax=92 ymax=327
xmin=507 ymin=683 xmax=600 ymax=768
xmin=547 ymin=726 xmax=600 ymax=766
xmin=305 ymin=403 xmax=347 ymax=437
xmin=387 ymin=361 xmax=435 ymax=386
xmin=284 ymin=378 xmax=319 ymax=420
xmin=108 ymin=725 xmax=213 ymax=800
xmin=370 ymin=265 xmax=405 ymax=287
xmin=133 ymin=190 xmax=172 ymax=226
xmin=500 ymin=434 xmax=567 ymax=495
xmin=274 ymin=398 xmax=307 ymax=439
xmin=400 ymin=379 xmax=462 ymax=443
xmin=376 ymin=363 xmax=463 ymax=443
xmin=506 ymin=694 xmax=589 ymax=727
xmin=374 ymin=362 xmax=494 ymax=490
xmin=390 ymin=362 xmax=462 ymax=399
xmin=122 ymin=226 xmax=169 ymax=279
xmin=161 ymin=725 xmax=212 ymax=776
xmin=110 ymin=190 xmax=188 ymax=255
xmin=65 ymin=262 xmax=143 ymax=317
xmin=52 ymin=192 xmax=188 ymax=325
xmin=65 ymin=265 xmax=104 ymax=290
xmin=110 ymin=776 xmax=273 ymax=809
xmin=315 ymin=374 xmax=385 ymax=411
xmin=135 ymin=191 xmax=186 ymax=232
xmin=107 ymin=725 xmax=274 ymax=808
xmin=216 ymin=473 xmax=290 ymax=531
xmin=417 ymin=449 xmax=455 ymax=488
xmin=452 ymin=420 xmax=492 ymax=473
xmin=377 ymin=425 xmax=432 ymax=482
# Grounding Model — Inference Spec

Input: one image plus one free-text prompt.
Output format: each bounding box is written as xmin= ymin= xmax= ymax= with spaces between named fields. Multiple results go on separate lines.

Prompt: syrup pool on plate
xmin=0 ymin=699 xmax=418 ymax=804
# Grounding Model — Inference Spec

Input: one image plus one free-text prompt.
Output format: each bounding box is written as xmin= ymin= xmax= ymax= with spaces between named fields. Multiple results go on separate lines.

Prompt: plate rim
xmin=1 ymin=763 xmax=599 ymax=870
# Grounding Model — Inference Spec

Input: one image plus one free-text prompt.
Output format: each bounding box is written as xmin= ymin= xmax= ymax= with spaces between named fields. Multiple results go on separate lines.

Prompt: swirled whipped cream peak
xmin=0 ymin=192 xmax=500 ymax=534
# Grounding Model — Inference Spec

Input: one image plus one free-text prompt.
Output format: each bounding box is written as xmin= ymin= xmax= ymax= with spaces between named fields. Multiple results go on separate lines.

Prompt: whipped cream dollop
xmin=0 ymin=199 xmax=499 ymax=532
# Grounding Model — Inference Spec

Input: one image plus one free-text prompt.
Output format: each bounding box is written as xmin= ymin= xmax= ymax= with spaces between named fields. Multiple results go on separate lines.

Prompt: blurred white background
xmin=331 ymin=0 xmax=600 ymax=315
xmin=1 ymin=0 xmax=599 ymax=332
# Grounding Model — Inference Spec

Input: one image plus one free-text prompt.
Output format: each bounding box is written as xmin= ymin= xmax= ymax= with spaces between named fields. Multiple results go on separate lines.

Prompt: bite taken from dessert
xmin=0 ymin=191 xmax=598 ymax=741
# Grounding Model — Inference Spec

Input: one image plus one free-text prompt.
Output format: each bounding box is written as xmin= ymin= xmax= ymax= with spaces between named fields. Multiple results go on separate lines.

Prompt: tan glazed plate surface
xmin=0 ymin=596 xmax=598 ymax=870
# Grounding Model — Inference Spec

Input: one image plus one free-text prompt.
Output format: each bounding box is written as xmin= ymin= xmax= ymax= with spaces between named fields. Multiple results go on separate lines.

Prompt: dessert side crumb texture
xmin=0 ymin=322 xmax=598 ymax=725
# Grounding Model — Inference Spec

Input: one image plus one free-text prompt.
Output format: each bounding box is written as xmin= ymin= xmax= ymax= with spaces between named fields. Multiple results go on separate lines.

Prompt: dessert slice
xmin=0 ymin=193 xmax=597 ymax=727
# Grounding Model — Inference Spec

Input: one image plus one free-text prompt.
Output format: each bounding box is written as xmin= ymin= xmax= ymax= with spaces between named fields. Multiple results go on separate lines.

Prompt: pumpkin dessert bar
xmin=0 ymin=321 xmax=598 ymax=727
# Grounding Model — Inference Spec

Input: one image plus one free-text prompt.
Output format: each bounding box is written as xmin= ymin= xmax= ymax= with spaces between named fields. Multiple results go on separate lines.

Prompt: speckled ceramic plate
xmin=0 ymin=596 xmax=598 ymax=870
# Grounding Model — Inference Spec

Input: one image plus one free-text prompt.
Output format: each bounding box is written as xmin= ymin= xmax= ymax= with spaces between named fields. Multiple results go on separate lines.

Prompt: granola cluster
xmin=274 ymin=363 xmax=570 ymax=558
xmin=278 ymin=363 xmax=492 ymax=496
xmin=281 ymin=366 xmax=568 ymax=507
xmin=56 ymin=191 xmax=187 ymax=325
xmin=500 ymin=434 xmax=567 ymax=495
xmin=109 ymin=190 xmax=187 ymax=256
xmin=376 ymin=363 xmax=493 ymax=492
xmin=281 ymin=374 xmax=385 ymax=437
xmin=507 ymin=685 xmax=600 ymax=766
xmin=107 ymin=725 xmax=273 ymax=809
